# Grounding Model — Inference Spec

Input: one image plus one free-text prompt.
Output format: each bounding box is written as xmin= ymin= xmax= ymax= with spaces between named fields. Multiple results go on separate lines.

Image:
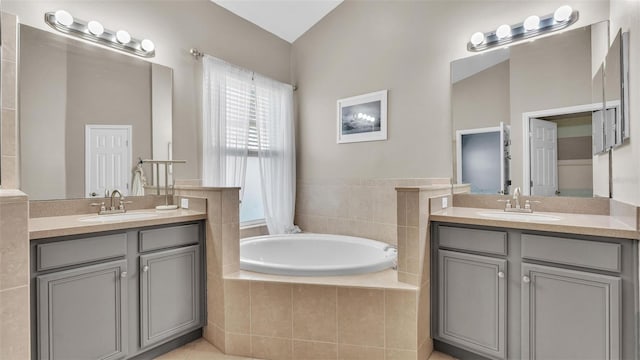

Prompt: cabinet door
xmin=140 ymin=245 xmax=201 ymax=348
xmin=521 ymin=263 xmax=621 ymax=360
xmin=37 ymin=260 xmax=128 ymax=360
xmin=438 ymin=250 xmax=507 ymax=359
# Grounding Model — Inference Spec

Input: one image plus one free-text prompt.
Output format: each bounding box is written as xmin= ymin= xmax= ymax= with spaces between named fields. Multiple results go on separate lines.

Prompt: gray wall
xmin=4 ymin=0 xmax=291 ymax=183
xmin=291 ymin=0 xmax=609 ymax=182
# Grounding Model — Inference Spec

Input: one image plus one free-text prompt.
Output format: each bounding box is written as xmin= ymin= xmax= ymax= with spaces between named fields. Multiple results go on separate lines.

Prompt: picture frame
xmin=337 ymin=90 xmax=388 ymax=144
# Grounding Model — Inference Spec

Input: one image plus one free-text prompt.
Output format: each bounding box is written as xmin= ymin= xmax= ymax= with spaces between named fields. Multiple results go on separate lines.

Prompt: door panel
xmin=86 ymin=125 xmax=131 ymax=198
xmin=37 ymin=260 xmax=128 ymax=360
xmin=140 ymin=245 xmax=201 ymax=348
xmin=521 ymin=263 xmax=620 ymax=360
xmin=530 ymin=118 xmax=558 ymax=196
xmin=438 ymin=250 xmax=507 ymax=359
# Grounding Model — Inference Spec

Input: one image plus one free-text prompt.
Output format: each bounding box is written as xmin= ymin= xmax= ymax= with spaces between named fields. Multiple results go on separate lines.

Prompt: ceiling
xmin=211 ymin=0 xmax=343 ymax=43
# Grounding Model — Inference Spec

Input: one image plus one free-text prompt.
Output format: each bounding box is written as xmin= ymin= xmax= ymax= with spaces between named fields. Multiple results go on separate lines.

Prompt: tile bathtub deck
xmin=154 ymin=338 xmax=457 ymax=360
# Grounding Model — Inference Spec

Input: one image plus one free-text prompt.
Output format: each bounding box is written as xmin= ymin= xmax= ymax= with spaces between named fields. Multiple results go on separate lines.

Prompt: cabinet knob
xmin=142 ymin=265 xmax=149 ymax=272
xmin=498 ymin=271 xmax=505 ymax=278
xmin=523 ymin=275 xmax=531 ymax=283
xmin=121 ymin=271 xmax=127 ymax=278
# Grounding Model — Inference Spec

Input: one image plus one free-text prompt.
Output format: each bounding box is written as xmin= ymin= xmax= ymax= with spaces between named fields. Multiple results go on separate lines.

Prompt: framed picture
xmin=337 ymin=90 xmax=388 ymax=144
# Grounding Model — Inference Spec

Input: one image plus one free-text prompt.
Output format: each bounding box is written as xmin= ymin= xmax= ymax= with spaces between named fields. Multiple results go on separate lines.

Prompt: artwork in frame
xmin=337 ymin=90 xmax=388 ymax=144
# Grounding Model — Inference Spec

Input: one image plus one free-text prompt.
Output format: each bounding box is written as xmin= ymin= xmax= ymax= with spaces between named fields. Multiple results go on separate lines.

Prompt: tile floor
xmin=155 ymin=338 xmax=457 ymax=360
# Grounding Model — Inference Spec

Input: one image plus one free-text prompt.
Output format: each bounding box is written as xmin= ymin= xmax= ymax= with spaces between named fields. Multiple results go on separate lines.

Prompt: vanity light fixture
xmin=44 ymin=10 xmax=155 ymax=58
xmin=467 ymin=5 xmax=578 ymax=52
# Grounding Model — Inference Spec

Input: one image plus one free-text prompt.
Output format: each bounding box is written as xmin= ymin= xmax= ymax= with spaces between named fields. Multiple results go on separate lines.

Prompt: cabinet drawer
xmin=439 ymin=226 xmax=507 ymax=256
xmin=139 ymin=224 xmax=199 ymax=252
xmin=521 ymin=234 xmax=621 ymax=272
xmin=37 ymin=233 xmax=127 ymax=271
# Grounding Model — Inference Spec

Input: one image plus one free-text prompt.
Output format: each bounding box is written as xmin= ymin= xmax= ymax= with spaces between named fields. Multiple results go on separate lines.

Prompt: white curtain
xmin=202 ymin=55 xmax=253 ymax=196
xmin=254 ymin=75 xmax=296 ymax=234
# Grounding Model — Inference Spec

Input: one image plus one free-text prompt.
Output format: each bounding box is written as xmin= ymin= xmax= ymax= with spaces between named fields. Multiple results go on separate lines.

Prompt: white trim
xmin=337 ymin=90 xmax=388 ymax=144
xmin=521 ymin=103 xmax=602 ymax=196
xmin=85 ymin=125 xmax=133 ymax=198
xmin=455 ymin=125 xmax=501 ymax=186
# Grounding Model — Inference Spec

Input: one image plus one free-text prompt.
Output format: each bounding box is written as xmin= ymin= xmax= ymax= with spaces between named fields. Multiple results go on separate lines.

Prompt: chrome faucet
xmin=110 ymin=189 xmax=123 ymax=211
xmin=90 ymin=189 xmax=131 ymax=215
xmin=512 ymin=186 xmax=521 ymax=209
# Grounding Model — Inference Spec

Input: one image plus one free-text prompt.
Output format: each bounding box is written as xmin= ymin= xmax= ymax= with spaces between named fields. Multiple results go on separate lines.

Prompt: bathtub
xmin=240 ymin=233 xmax=398 ymax=276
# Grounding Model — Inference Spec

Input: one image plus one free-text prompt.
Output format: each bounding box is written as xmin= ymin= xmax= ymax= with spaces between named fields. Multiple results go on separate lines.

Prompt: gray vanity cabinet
xmin=140 ymin=245 xmax=201 ymax=348
xmin=521 ymin=263 xmax=621 ymax=360
xmin=36 ymin=259 xmax=128 ymax=360
xmin=438 ymin=250 xmax=506 ymax=359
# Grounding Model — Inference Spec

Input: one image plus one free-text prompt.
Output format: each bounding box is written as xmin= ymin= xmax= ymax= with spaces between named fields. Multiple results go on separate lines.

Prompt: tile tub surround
xmin=173 ymin=186 xmax=241 ymax=352
xmin=217 ymin=278 xmax=429 ymax=360
xmin=1 ymin=12 xmax=18 ymax=189
xmin=295 ymin=178 xmax=450 ymax=245
xmin=0 ymin=190 xmax=30 ymax=359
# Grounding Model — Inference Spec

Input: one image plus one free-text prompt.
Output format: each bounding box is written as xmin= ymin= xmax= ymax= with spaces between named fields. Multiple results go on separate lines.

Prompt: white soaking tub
xmin=240 ymin=233 xmax=398 ymax=276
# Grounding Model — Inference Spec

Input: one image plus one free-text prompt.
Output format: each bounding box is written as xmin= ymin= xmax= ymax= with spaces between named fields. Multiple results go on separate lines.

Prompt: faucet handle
xmin=524 ymin=199 xmax=541 ymax=210
xmin=90 ymin=202 xmax=106 ymax=212
xmin=497 ymin=199 xmax=512 ymax=209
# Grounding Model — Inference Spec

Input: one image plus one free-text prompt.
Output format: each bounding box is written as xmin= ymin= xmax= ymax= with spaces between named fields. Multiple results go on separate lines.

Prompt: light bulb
xmin=141 ymin=39 xmax=155 ymax=52
xmin=496 ymin=24 xmax=512 ymax=39
xmin=116 ymin=30 xmax=131 ymax=44
xmin=554 ymin=5 xmax=572 ymax=22
xmin=87 ymin=20 xmax=104 ymax=36
xmin=523 ymin=15 xmax=540 ymax=31
xmin=54 ymin=10 xmax=74 ymax=26
xmin=470 ymin=32 xmax=485 ymax=46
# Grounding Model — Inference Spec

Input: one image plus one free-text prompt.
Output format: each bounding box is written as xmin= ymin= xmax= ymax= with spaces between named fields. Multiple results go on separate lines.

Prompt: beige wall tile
xmin=398 ymin=272 xmax=419 ymax=286
xmin=212 ymin=324 xmax=226 ymax=353
xmin=293 ymin=284 xmax=337 ymax=342
xmin=251 ymin=282 xmax=292 ymax=338
xmin=386 ymin=348 xmax=417 ymax=360
xmin=373 ymin=186 xmax=397 ymax=224
xmin=0 ymin=286 xmax=29 ymax=360
xmin=406 ymin=193 xmax=419 ymax=227
xmin=0 ymin=200 xmax=28 ymax=290
xmin=337 ymin=287 xmax=384 ymax=347
xmin=337 ymin=344 xmax=384 ymax=360
xmin=222 ymin=222 xmax=240 ymax=268
xmin=1 ymin=60 xmax=16 ymax=110
xmin=205 ymin=190 xmax=222 ymax=224
xmin=369 ymin=222 xmax=397 ymax=245
xmin=240 ymin=224 xmax=268 ymax=239
xmin=251 ymin=335 xmax=292 ymax=360
xmin=397 ymin=226 xmax=407 ymax=272
xmin=1 ymin=12 xmax=16 ymax=62
xmin=418 ymin=283 xmax=430 ymax=346
xmin=1 ymin=109 xmax=16 ymax=157
xmin=348 ymin=186 xmax=373 ymax=221
xmin=397 ymin=192 xmax=407 ymax=226
xmin=1 ymin=155 xmax=17 ymax=189
xmin=207 ymin=274 xmax=225 ymax=328
xmin=406 ymin=226 xmax=420 ymax=275
xmin=327 ymin=218 xmax=351 ymax=236
xmin=385 ymin=290 xmax=418 ymax=350
xmin=418 ymin=339 xmax=435 ymax=360
xmin=206 ymin=223 xmax=222 ymax=276
xmin=202 ymin=321 xmax=215 ymax=345
xmin=295 ymin=214 xmax=328 ymax=233
xmin=221 ymin=189 xmax=239 ymax=224
xmin=224 ymin=280 xmax=250 ymax=334
xmin=225 ymin=332 xmax=251 ymax=357
xmin=293 ymin=340 xmax=338 ymax=360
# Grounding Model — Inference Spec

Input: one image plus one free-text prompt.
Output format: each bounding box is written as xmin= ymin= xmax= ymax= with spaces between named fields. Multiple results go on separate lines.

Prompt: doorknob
xmin=90 ymin=192 xmax=97 ymax=197
xmin=121 ymin=271 xmax=128 ymax=278
xmin=142 ymin=265 xmax=149 ymax=272
xmin=523 ymin=275 xmax=531 ymax=283
xmin=498 ymin=271 xmax=505 ymax=278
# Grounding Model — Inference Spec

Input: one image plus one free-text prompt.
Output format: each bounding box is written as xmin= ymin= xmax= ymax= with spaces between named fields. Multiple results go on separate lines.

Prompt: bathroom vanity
xmin=29 ymin=212 xmax=207 ymax=360
xmin=430 ymin=208 xmax=639 ymax=360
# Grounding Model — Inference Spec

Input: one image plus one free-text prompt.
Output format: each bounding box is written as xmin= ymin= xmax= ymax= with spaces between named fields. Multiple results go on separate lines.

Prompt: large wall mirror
xmin=451 ymin=21 xmax=617 ymax=198
xmin=19 ymin=24 xmax=172 ymax=200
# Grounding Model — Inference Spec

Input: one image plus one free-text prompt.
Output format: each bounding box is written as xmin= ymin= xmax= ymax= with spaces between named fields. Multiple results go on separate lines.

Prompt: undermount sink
xmin=78 ymin=212 xmax=159 ymax=223
xmin=477 ymin=211 xmax=562 ymax=222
